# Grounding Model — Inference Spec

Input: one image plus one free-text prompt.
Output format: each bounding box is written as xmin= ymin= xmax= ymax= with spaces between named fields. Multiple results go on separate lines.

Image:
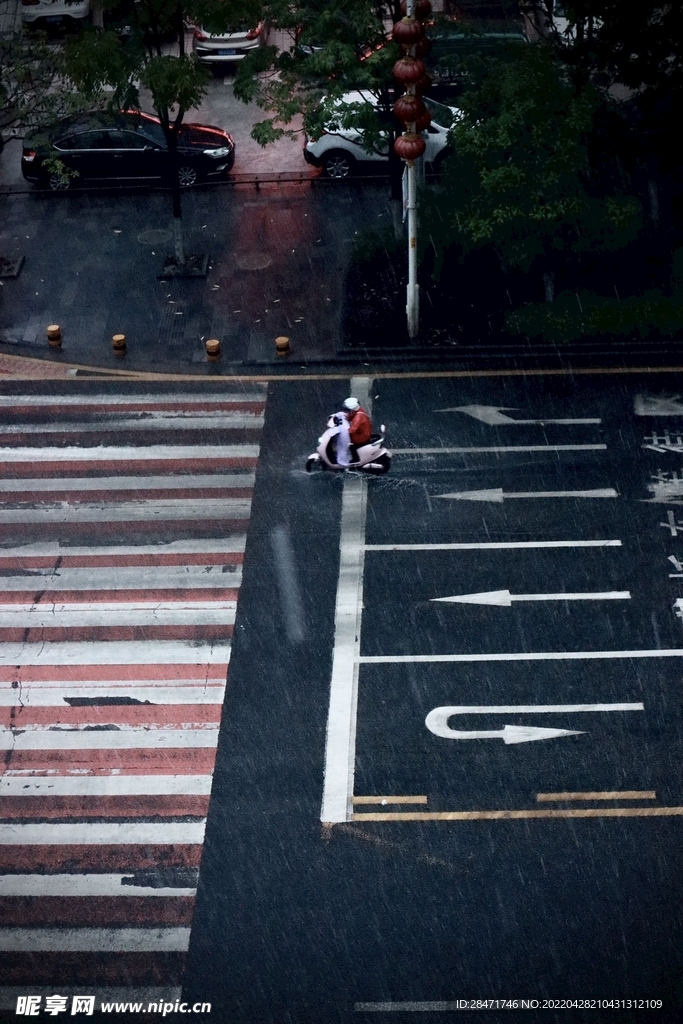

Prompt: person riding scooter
xmin=335 ymin=397 xmax=373 ymax=467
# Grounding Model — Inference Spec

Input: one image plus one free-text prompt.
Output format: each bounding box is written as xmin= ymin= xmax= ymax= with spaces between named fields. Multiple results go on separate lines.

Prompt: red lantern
xmin=392 ymin=56 xmax=426 ymax=85
xmin=401 ymin=0 xmax=432 ymax=18
xmin=412 ymin=36 xmax=432 ymax=59
xmin=392 ymin=16 xmax=425 ymax=46
xmin=393 ymin=94 xmax=427 ymax=125
xmin=414 ymin=72 xmax=432 ymax=95
xmin=394 ymin=132 xmax=427 ymax=161
xmin=414 ymin=110 xmax=432 ymax=132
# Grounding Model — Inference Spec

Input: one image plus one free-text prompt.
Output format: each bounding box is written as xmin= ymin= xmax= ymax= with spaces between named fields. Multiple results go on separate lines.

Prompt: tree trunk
xmin=167 ymin=128 xmax=185 ymax=265
xmin=648 ymin=179 xmax=659 ymax=226
xmin=543 ymin=270 xmax=555 ymax=303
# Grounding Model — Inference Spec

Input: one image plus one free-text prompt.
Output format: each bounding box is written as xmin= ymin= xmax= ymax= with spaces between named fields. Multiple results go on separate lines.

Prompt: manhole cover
xmin=236 ymin=253 xmax=272 ymax=270
xmin=138 ymin=229 xmax=172 ymax=245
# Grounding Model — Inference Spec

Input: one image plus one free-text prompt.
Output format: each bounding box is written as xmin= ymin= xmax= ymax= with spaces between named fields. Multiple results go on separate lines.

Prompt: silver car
xmin=192 ymin=23 xmax=265 ymax=66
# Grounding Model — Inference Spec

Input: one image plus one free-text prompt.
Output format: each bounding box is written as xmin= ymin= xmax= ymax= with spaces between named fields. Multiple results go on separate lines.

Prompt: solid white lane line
xmin=436 ymin=488 xmax=618 ymax=501
xmin=0 ymin=875 xmax=196 ymax=897
xmin=321 ymin=376 xmax=371 ymax=826
xmin=0 ymin=602 xmax=237 ymax=628
xmin=392 ymin=445 xmax=607 ymax=454
xmin=0 ymin=928 xmax=191 ymax=952
xmin=0 ymin=775 xmax=213 ymax=796
xmin=0 ymin=729 xmax=220 ymax=750
xmin=427 ymin=703 xmax=645 ymax=716
xmin=0 ymin=822 xmax=206 ymax=844
xmin=438 ymin=404 xmax=602 ymax=426
xmin=0 ymin=445 xmax=260 ymax=462
xmin=0 ymin=474 xmax=256 ymax=493
xmin=0 ymin=686 xmax=226 ymax=706
xmin=0 ymin=498 xmax=251 ymax=523
xmin=365 ymin=540 xmax=622 ymax=550
xmin=0 ymin=393 xmax=266 ymax=407
xmin=431 ymin=590 xmax=631 ymax=606
xmin=0 ymin=567 xmax=242 ymax=590
xmin=0 ymin=641 xmax=231 ymax=664
xmin=0 ymin=539 xmax=246 ymax=556
xmin=0 ymin=414 xmax=264 ymax=433
xmin=360 ymin=649 xmax=683 ymax=663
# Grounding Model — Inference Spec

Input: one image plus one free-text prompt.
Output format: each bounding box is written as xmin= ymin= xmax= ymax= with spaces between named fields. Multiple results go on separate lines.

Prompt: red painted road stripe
xmin=0 ymin=626 xmax=234 ymax=642
xmin=5 ymin=749 xmax=218 ymax=772
xmin=0 ymin=401 xmax=265 ymax=415
xmin=0 ymin=457 xmax=258 ymax=476
xmin=0 ymin=896 xmax=196 ymax=927
xmin=2 ymin=487 xmax=254 ymax=502
xmin=0 ymin=589 xmax=240 ymax=603
xmin=0 ymin=845 xmax=202 ymax=872
xmin=1 ymin=519 xmax=251 ymax=535
xmin=2 ymin=705 xmax=221 ymax=727
xmin=0 ymin=664 xmax=228 ymax=682
xmin=0 ymin=951 xmax=187 ymax=985
xmin=0 ymin=552 xmax=244 ymax=568
xmin=0 ymin=795 xmax=211 ymax=819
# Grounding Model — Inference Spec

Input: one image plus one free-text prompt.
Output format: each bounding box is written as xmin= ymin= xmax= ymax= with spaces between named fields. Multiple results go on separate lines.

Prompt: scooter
xmin=306 ymin=415 xmax=392 ymax=475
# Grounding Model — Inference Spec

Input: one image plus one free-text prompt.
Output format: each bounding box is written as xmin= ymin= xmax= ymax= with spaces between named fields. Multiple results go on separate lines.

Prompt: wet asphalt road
xmin=184 ymin=370 xmax=683 ymax=1023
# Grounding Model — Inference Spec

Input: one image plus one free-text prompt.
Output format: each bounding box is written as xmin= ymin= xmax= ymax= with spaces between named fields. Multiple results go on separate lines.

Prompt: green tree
xmin=421 ymin=42 xmax=641 ymax=301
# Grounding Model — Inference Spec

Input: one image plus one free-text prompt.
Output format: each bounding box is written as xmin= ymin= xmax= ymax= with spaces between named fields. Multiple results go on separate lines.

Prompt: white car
xmin=192 ymin=23 xmax=265 ymax=66
xmin=303 ymin=91 xmax=457 ymax=178
xmin=21 ymin=0 xmax=89 ymax=26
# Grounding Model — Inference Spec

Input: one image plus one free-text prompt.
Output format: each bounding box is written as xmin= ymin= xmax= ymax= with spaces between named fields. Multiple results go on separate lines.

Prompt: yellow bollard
xmin=47 ymin=325 xmax=62 ymax=349
xmin=275 ymin=335 xmax=290 ymax=357
xmin=112 ymin=333 xmax=126 ymax=357
xmin=205 ymin=338 xmax=221 ymax=361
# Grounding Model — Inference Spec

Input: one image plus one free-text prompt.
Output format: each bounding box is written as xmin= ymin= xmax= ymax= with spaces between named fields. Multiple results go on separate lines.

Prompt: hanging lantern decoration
xmin=392 ymin=56 xmax=426 ymax=85
xmin=413 ymin=36 xmax=432 ymax=59
xmin=393 ymin=93 xmax=427 ymax=126
xmin=414 ymin=109 xmax=432 ymax=133
xmin=394 ymin=132 xmax=426 ymax=162
xmin=413 ymin=72 xmax=432 ymax=95
xmin=392 ymin=16 xmax=425 ymax=46
xmin=401 ymin=0 xmax=432 ymax=18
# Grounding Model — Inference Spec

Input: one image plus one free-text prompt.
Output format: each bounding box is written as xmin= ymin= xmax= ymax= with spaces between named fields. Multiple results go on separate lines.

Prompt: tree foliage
xmin=421 ymin=43 xmax=641 ymax=280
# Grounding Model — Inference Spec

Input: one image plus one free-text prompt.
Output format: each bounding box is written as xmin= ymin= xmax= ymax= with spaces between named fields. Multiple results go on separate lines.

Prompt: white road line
xmin=0 ymin=641 xmax=231 ymax=664
xmin=0 ymin=567 xmax=242 ymax=591
xmin=0 ymin=875 xmax=197 ymax=897
xmin=0 ymin=775 xmax=213 ymax=796
xmin=436 ymin=488 xmax=618 ymax=502
xmin=0 ymin=393 xmax=266 ymax=407
xmin=437 ymin=405 xmax=602 ymax=426
xmin=426 ymin=703 xmax=645 ymax=716
xmin=0 ymin=602 xmax=237 ymax=628
xmin=0 ymin=685 xmax=226 ymax=706
xmin=365 ymin=541 xmax=622 ymax=551
xmin=321 ymin=376 xmax=371 ymax=825
xmin=0 ymin=474 xmax=256 ymax=493
xmin=0 ymin=539 xmax=246 ymax=556
xmin=0 ymin=498 xmax=251 ymax=523
xmin=0 ymin=445 xmax=260 ymax=462
xmin=0 ymin=729 xmax=219 ymax=750
xmin=392 ymin=445 xmax=607 ymax=454
xmin=360 ymin=649 xmax=683 ymax=664
xmin=0 ymin=822 xmax=206 ymax=844
xmin=0 ymin=928 xmax=191 ymax=952
xmin=0 ymin=414 xmax=264 ymax=433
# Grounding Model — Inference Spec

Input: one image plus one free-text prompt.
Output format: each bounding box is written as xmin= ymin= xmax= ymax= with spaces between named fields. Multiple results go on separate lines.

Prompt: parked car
xmin=21 ymin=111 xmax=235 ymax=190
xmin=303 ymin=92 xmax=458 ymax=178
xmin=191 ymin=23 xmax=265 ymax=66
xmin=21 ymin=0 xmax=89 ymax=27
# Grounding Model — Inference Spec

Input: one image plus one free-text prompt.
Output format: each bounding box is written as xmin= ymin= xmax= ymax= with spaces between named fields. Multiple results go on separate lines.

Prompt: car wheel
xmin=177 ymin=165 xmax=198 ymax=188
xmin=322 ymin=151 xmax=355 ymax=179
xmin=47 ymin=172 xmax=71 ymax=191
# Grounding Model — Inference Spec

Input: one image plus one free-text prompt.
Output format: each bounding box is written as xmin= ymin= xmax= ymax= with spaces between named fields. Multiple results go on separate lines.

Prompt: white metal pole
xmin=405 ymin=0 xmax=419 ymax=339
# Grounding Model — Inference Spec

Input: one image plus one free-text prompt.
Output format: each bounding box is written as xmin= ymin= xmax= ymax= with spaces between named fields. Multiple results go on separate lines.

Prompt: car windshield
xmin=423 ymin=97 xmax=455 ymax=129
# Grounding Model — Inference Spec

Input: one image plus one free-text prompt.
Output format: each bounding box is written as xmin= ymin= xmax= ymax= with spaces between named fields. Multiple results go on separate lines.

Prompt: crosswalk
xmin=0 ymin=386 xmax=266 ymax=1002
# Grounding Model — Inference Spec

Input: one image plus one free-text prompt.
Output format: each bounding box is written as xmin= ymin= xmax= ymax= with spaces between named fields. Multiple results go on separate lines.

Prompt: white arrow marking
xmin=431 ymin=590 xmax=631 ymax=606
xmin=426 ymin=721 xmax=583 ymax=744
xmin=436 ymin=405 xmax=601 ymax=426
xmin=436 ymin=488 xmax=618 ymax=503
xmin=393 ymin=445 xmax=606 ymax=455
xmin=426 ymin=702 xmax=643 ymax=742
xmin=635 ymin=395 xmax=683 ymax=417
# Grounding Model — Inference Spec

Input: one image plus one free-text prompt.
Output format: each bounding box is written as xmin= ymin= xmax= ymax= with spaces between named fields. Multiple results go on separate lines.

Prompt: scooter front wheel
xmin=367 ymin=453 xmax=391 ymax=475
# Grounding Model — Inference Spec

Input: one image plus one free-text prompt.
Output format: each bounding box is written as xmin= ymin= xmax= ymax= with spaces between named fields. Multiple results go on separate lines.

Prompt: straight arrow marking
xmin=425 ymin=703 xmax=643 ymax=743
xmin=436 ymin=488 xmax=618 ymax=502
xmin=436 ymin=405 xmax=601 ymax=426
xmin=431 ymin=590 xmax=631 ymax=606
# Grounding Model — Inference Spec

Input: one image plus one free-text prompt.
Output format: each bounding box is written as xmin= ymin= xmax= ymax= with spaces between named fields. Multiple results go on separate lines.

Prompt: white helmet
xmin=343 ymin=397 xmax=360 ymax=412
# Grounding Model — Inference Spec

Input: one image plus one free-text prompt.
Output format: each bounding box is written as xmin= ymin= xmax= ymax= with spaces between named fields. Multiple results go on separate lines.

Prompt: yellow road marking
xmin=352 ymin=795 xmax=428 ymax=805
xmin=351 ymin=807 xmax=683 ymax=821
xmin=536 ymin=791 xmax=656 ymax=802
